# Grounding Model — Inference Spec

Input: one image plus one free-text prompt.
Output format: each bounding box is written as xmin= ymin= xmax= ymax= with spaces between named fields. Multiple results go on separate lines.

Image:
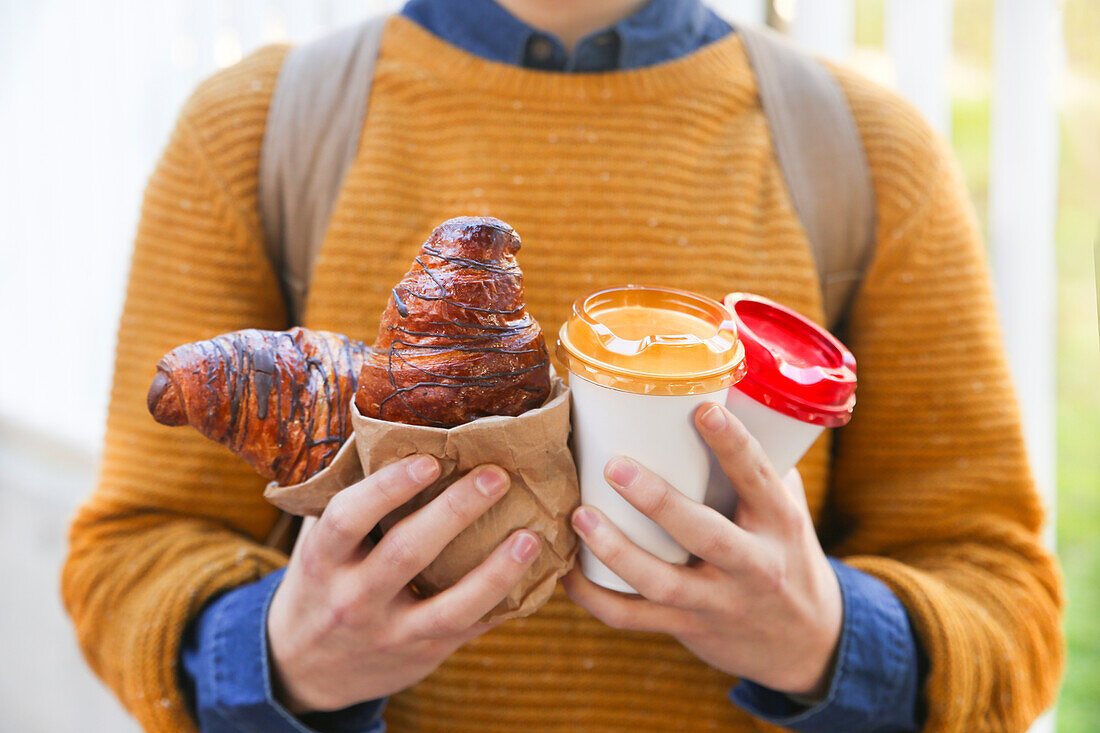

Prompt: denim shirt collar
xmin=399 ymin=0 xmax=732 ymax=72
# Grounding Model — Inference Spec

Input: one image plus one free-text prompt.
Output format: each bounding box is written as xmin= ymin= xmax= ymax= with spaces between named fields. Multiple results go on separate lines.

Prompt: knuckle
xmin=782 ymin=468 xmax=804 ymax=493
xmin=676 ymin=614 xmax=708 ymax=638
xmin=598 ymin=535 xmax=626 ymax=569
xmin=599 ymin=604 xmax=637 ymax=631
xmin=396 ymin=612 xmax=431 ymax=644
xmin=440 ymin=486 xmax=473 ymax=524
xmin=327 ymin=602 xmax=354 ymax=630
xmin=324 ymin=587 xmax=360 ymax=630
xmin=373 ymin=473 xmax=406 ymax=505
xmin=723 ymin=421 xmax=754 ymax=453
xmin=776 ymin=503 xmax=806 ymax=535
xmin=755 ymin=555 xmax=787 ymax=594
xmin=375 ymin=459 xmax=425 ymax=503
xmin=724 ymin=599 xmax=747 ymax=624
xmin=422 ymin=635 xmax=464 ymax=663
xmin=751 ymin=461 xmax=772 ymax=489
xmin=648 ymin=578 xmax=687 ymax=608
xmin=381 ymin=530 xmax=422 ymax=575
xmin=421 ymin=610 xmax=464 ymax=640
xmin=297 ymin=540 xmax=327 ymax=580
xmin=598 ymin=603 xmax=633 ymax=629
xmin=484 ymin=559 xmax=522 ymax=594
xmin=363 ymin=611 xmax=411 ymax=651
xmin=639 ymin=484 xmax=675 ymax=519
xmin=322 ymin=495 xmax=357 ymax=541
xmin=697 ymin=530 xmax=733 ymax=560
xmin=374 ymin=620 xmax=411 ymax=652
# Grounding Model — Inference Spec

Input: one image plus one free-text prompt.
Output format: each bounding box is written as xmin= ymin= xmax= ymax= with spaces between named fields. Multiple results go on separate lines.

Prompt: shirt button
xmin=529 ymin=37 xmax=553 ymax=61
xmin=595 ymin=33 xmax=614 ymax=46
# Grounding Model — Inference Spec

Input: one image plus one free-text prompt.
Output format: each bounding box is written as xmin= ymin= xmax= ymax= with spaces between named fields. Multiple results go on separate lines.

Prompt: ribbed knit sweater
xmin=62 ymin=15 xmax=1063 ymax=733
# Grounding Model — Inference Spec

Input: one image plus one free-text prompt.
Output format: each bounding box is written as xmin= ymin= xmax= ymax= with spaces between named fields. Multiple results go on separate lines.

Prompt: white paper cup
xmin=569 ymin=374 xmax=729 ymax=593
xmin=725 ymin=387 xmax=825 ymax=478
xmin=703 ymin=388 xmax=826 ymax=519
xmin=557 ymin=286 xmax=747 ymax=594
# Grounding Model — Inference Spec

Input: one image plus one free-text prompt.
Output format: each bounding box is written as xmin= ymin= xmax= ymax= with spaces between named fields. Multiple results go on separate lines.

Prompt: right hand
xmin=267 ymin=454 xmax=541 ymax=713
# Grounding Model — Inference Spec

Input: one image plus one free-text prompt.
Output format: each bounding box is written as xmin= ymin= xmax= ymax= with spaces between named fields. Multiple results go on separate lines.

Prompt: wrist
xmin=783 ymin=634 xmax=840 ymax=702
xmin=775 ymin=557 xmax=844 ymax=698
xmin=266 ymin=586 xmax=332 ymax=715
xmin=266 ymin=639 xmax=313 ymax=715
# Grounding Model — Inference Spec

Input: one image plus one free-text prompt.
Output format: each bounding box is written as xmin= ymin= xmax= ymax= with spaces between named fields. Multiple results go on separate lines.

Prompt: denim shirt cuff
xmin=728 ymin=557 xmax=923 ymax=733
xmin=180 ymin=566 xmax=387 ymax=733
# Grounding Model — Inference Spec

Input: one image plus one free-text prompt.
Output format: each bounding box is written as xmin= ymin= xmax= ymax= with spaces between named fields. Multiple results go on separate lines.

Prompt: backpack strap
xmin=258 ymin=14 xmax=390 ymax=325
xmin=739 ymin=25 xmax=876 ymax=332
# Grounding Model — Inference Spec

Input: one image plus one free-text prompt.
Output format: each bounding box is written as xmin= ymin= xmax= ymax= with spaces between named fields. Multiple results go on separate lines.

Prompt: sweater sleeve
xmin=61 ymin=45 xmax=295 ymax=733
xmin=824 ymin=72 xmax=1065 ymax=732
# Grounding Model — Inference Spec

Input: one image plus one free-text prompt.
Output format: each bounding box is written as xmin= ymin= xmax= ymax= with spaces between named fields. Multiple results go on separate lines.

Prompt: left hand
xmin=562 ymin=402 xmax=842 ymax=698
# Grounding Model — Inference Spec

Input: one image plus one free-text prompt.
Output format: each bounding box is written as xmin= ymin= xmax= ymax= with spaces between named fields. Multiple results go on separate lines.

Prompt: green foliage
xmin=1053 ymin=156 xmax=1100 ymax=733
xmin=853 ymin=0 xmax=884 ymax=48
xmin=1064 ymin=1 xmax=1100 ymax=79
xmin=950 ymin=96 xmax=991 ymax=233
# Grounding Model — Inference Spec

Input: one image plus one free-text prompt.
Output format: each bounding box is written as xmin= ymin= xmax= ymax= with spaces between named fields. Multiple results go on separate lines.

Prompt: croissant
xmin=354 ymin=216 xmax=551 ymax=427
xmin=147 ymin=327 xmax=370 ymax=485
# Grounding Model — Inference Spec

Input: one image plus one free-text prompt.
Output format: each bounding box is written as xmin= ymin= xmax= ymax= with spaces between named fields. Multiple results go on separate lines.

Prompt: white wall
xmin=0 ymin=3 xmax=395 ymax=729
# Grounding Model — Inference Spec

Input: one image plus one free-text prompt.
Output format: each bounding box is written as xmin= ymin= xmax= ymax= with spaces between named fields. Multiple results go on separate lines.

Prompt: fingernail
xmin=409 ymin=455 xmax=439 ymax=482
xmin=700 ymin=404 xmax=727 ymax=432
xmin=572 ymin=507 xmax=599 ymax=535
xmin=511 ymin=532 xmax=539 ymax=563
xmin=476 ymin=467 xmax=507 ymax=497
xmin=606 ymin=458 xmax=638 ymax=488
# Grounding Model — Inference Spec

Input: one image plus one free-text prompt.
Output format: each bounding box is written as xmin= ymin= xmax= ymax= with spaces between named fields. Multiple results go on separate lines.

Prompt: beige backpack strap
xmin=258 ymin=14 xmax=390 ymax=325
xmin=739 ymin=25 xmax=876 ymax=332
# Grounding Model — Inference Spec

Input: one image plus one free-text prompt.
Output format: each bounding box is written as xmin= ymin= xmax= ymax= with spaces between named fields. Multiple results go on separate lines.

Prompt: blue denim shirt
xmin=180 ymin=1 xmax=925 ymax=731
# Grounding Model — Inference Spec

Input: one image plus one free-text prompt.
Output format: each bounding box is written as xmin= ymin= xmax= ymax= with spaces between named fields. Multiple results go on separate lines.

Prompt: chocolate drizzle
xmin=355 ymin=216 xmax=551 ymax=428
xmin=252 ymin=348 xmax=275 ymax=420
xmin=148 ymin=328 xmax=371 ymax=485
xmin=146 ymin=216 xmax=550 ymax=482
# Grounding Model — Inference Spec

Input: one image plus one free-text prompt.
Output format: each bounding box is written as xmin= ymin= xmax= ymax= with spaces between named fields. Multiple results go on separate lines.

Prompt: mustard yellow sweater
xmin=62 ymin=16 xmax=1063 ymax=733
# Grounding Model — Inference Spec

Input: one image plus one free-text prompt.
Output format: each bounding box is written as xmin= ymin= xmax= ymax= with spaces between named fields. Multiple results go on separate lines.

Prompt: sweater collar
xmin=399 ymin=0 xmax=732 ymax=72
xmin=381 ymin=14 xmax=753 ymax=105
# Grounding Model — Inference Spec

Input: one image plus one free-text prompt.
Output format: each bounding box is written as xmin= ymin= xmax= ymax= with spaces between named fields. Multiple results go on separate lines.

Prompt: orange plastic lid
xmin=556 ymin=285 xmax=747 ymax=396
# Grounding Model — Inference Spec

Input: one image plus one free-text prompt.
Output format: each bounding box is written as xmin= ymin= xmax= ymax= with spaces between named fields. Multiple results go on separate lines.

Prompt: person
xmin=61 ymin=0 xmax=1064 ymax=731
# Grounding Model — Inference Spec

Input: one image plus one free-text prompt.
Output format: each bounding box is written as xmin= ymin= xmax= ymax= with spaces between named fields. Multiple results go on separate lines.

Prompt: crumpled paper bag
xmin=264 ymin=377 xmax=579 ymax=622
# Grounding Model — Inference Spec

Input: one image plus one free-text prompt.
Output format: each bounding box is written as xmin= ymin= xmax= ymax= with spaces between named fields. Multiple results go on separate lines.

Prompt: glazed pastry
xmin=355 ymin=216 xmax=551 ymax=427
xmin=147 ymin=327 xmax=369 ymax=485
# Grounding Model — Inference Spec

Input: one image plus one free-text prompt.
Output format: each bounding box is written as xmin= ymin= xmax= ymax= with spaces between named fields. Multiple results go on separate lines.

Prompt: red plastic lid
xmin=723 ymin=293 xmax=856 ymax=427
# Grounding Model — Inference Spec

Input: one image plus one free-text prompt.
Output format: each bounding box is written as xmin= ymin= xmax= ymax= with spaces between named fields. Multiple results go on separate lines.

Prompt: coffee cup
xmin=557 ymin=286 xmax=746 ymax=593
xmin=705 ymin=293 xmax=857 ymax=517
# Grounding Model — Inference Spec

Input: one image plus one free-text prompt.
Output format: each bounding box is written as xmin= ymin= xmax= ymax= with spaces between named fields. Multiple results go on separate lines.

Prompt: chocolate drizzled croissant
xmin=147 ymin=327 xmax=370 ymax=485
xmin=354 ymin=217 xmax=551 ymax=427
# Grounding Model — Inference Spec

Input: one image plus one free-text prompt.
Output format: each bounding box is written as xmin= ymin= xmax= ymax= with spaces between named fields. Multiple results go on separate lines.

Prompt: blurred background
xmin=0 ymin=0 xmax=1095 ymax=731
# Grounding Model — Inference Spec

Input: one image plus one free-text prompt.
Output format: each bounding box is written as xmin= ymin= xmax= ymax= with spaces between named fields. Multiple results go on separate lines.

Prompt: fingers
xmin=404 ymin=530 xmax=541 ymax=640
xmin=361 ymin=465 xmax=512 ymax=597
xmin=782 ymin=469 xmax=810 ymax=513
xmin=571 ymin=506 xmax=710 ymax=609
xmin=602 ymin=457 xmax=752 ymax=573
xmin=561 ymin=567 xmax=699 ymax=636
xmin=308 ymin=455 xmax=441 ymax=565
xmin=694 ymin=403 xmax=802 ymax=524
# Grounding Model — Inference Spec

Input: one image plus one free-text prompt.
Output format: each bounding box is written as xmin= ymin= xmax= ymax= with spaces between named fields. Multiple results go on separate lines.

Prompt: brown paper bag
xmin=264 ymin=377 xmax=579 ymax=622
